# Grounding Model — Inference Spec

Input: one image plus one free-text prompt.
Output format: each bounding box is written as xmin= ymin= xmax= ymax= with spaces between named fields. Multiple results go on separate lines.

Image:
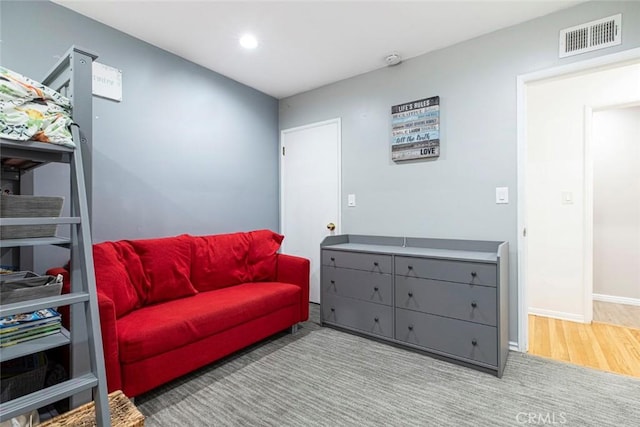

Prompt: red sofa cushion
xmin=116 ymin=282 xmax=301 ymax=363
xmin=129 ymin=235 xmax=197 ymax=305
xmin=247 ymin=230 xmax=284 ymax=281
xmin=190 ymin=232 xmax=251 ymax=291
xmin=113 ymin=240 xmax=150 ymax=300
xmin=93 ymin=242 xmax=141 ymax=318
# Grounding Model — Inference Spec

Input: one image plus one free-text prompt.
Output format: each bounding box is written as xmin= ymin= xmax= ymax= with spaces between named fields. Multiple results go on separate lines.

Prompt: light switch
xmin=348 ymin=194 xmax=356 ymax=207
xmin=496 ymin=187 xmax=509 ymax=204
xmin=562 ymin=191 xmax=573 ymax=204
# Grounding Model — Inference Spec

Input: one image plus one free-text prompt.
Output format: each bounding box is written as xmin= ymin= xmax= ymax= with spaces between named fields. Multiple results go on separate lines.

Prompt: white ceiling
xmin=54 ymin=0 xmax=583 ymax=99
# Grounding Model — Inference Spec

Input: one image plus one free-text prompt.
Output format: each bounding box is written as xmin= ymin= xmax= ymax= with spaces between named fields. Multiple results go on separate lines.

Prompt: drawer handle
xmin=408 ymin=325 xmax=414 ymax=331
xmin=471 ymin=339 xmax=478 ymax=346
xmin=374 ymin=317 xmax=379 ymax=322
xmin=471 ymin=301 xmax=477 ymax=308
xmin=330 ymin=257 xmax=335 ymax=262
xmin=373 ymin=286 xmax=379 ymax=292
xmin=408 ymin=292 xmax=413 ymax=298
xmin=408 ymin=265 xmax=413 ymax=270
xmin=330 ymin=308 xmax=335 ymax=312
xmin=373 ymin=262 xmax=379 ymax=267
xmin=471 ymin=271 xmax=477 ymax=278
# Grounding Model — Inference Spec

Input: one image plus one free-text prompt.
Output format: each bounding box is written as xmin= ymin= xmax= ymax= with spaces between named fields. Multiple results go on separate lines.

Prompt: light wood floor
xmin=528 ymin=314 xmax=640 ymax=378
xmin=593 ymin=301 xmax=640 ymax=329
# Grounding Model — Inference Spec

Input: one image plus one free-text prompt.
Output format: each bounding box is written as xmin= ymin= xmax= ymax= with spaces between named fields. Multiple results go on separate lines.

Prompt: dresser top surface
xmin=322 ymin=242 xmax=498 ymax=263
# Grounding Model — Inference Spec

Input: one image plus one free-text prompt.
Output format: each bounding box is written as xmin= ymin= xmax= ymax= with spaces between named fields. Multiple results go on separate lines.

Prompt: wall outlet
xmin=496 ymin=187 xmax=509 ymax=204
xmin=562 ymin=191 xmax=573 ymax=204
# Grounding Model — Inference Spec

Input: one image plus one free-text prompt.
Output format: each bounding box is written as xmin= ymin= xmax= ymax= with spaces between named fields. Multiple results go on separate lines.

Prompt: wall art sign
xmin=391 ymin=96 xmax=439 ymax=161
xmin=92 ymin=61 xmax=122 ymax=102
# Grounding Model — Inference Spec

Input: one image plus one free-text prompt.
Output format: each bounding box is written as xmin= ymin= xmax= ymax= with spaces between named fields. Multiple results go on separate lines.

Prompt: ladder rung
xmin=0 ymin=217 xmax=81 ymax=226
xmin=0 ymin=236 xmax=71 ymax=248
xmin=0 ymin=293 xmax=90 ymax=318
xmin=0 ymin=374 xmax=97 ymax=422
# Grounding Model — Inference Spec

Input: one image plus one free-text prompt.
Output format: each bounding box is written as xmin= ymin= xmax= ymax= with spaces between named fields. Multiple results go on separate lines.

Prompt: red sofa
xmin=47 ymin=230 xmax=309 ymax=397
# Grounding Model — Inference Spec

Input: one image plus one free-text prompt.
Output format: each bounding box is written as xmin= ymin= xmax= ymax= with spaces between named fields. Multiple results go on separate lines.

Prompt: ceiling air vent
xmin=559 ymin=14 xmax=621 ymax=58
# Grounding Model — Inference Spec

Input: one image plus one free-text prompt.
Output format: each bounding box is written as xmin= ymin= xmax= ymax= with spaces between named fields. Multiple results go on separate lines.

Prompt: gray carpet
xmin=136 ymin=304 xmax=639 ymax=426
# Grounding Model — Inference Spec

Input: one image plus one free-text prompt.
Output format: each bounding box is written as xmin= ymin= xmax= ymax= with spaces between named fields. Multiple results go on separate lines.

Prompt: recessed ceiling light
xmin=239 ymin=34 xmax=258 ymax=49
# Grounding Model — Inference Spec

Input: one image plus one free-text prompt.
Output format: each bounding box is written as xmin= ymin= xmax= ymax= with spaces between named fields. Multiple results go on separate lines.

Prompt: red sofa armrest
xmin=97 ymin=294 xmax=122 ymax=393
xmin=276 ymin=254 xmax=310 ymax=322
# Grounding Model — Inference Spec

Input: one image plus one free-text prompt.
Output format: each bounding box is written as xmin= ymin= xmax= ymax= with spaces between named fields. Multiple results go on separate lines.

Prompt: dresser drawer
xmin=395 ymin=276 xmax=496 ymax=326
xmin=322 ymin=250 xmax=392 ymax=274
xmin=321 ymin=294 xmax=393 ymax=338
xmin=395 ymin=256 xmax=496 ymax=287
xmin=322 ymin=266 xmax=393 ymax=306
xmin=395 ymin=308 xmax=497 ymax=366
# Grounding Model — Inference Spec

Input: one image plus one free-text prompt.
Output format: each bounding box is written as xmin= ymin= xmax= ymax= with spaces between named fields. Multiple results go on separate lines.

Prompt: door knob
xmin=326 ymin=222 xmax=336 ymax=231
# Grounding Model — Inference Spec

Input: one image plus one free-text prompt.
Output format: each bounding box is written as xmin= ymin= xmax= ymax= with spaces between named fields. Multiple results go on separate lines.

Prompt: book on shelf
xmin=0 ymin=308 xmax=61 ymax=329
xmin=0 ymin=327 xmax=61 ymax=347
xmin=0 ymin=308 xmax=62 ymax=347
xmin=0 ymin=322 xmax=61 ymax=341
xmin=0 ymin=317 xmax=61 ymax=335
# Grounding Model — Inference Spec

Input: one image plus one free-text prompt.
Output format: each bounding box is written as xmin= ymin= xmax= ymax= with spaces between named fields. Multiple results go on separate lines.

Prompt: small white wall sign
xmin=92 ymin=62 xmax=122 ymax=102
xmin=391 ymin=96 xmax=440 ymax=162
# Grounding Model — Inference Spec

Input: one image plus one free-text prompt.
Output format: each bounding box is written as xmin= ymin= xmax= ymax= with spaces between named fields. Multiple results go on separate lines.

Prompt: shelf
xmin=0 ymin=373 xmax=97 ymax=422
xmin=0 ymin=217 xmax=81 ymax=226
xmin=0 ymin=293 xmax=90 ymax=318
xmin=0 ymin=138 xmax=74 ymax=170
xmin=0 ymin=139 xmax=74 ymax=154
xmin=0 ymin=236 xmax=71 ymax=248
xmin=0 ymin=327 xmax=70 ymax=362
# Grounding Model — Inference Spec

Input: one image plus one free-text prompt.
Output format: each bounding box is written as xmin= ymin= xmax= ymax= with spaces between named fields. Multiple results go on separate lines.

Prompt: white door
xmin=281 ymin=119 xmax=341 ymax=304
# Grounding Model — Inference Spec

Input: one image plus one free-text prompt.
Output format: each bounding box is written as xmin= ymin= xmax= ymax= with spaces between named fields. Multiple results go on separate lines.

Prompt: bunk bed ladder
xmin=0 ymin=47 xmax=111 ymax=426
xmin=68 ymin=124 xmax=111 ymax=427
xmin=0 ymin=132 xmax=110 ymax=425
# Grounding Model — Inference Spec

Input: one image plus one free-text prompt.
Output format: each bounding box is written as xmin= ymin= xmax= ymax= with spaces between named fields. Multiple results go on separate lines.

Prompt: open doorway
xmin=517 ymin=49 xmax=640 ymax=378
xmin=591 ymin=105 xmax=640 ymax=330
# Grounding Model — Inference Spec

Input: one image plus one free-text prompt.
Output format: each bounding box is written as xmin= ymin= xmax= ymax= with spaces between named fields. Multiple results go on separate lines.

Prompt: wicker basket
xmin=0 ymin=194 xmax=64 ymax=239
xmin=38 ymin=391 xmax=144 ymax=427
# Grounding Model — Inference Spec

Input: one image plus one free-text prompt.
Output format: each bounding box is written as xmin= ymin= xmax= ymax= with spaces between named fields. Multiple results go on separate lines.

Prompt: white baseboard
xmin=509 ymin=341 xmax=520 ymax=352
xmin=593 ymin=293 xmax=640 ymax=307
xmin=528 ymin=307 xmax=585 ymax=323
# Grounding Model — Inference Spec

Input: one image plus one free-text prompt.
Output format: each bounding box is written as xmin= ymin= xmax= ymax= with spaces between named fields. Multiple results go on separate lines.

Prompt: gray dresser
xmin=320 ymin=235 xmax=509 ymax=377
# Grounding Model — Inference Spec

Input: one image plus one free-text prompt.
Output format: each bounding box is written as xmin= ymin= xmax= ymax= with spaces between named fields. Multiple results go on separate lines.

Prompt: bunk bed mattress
xmin=0 ymin=66 xmax=75 ymax=147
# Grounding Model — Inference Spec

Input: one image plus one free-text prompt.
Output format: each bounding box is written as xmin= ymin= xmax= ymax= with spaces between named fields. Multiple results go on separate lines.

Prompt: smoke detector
xmin=384 ymin=53 xmax=402 ymax=66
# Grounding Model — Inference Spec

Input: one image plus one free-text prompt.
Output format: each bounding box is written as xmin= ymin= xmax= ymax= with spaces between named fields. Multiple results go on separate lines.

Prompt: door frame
xmin=516 ymin=47 xmax=640 ymax=352
xmin=279 ymin=117 xmax=342 ymax=242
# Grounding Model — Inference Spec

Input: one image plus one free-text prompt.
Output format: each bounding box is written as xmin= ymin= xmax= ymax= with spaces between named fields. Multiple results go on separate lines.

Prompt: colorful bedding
xmin=0 ymin=66 xmax=75 ymax=148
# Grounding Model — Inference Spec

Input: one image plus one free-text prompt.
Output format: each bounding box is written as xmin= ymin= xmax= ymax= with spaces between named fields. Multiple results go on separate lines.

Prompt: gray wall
xmin=279 ymin=1 xmax=640 ymax=344
xmin=1 ymin=1 xmax=279 ymax=271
